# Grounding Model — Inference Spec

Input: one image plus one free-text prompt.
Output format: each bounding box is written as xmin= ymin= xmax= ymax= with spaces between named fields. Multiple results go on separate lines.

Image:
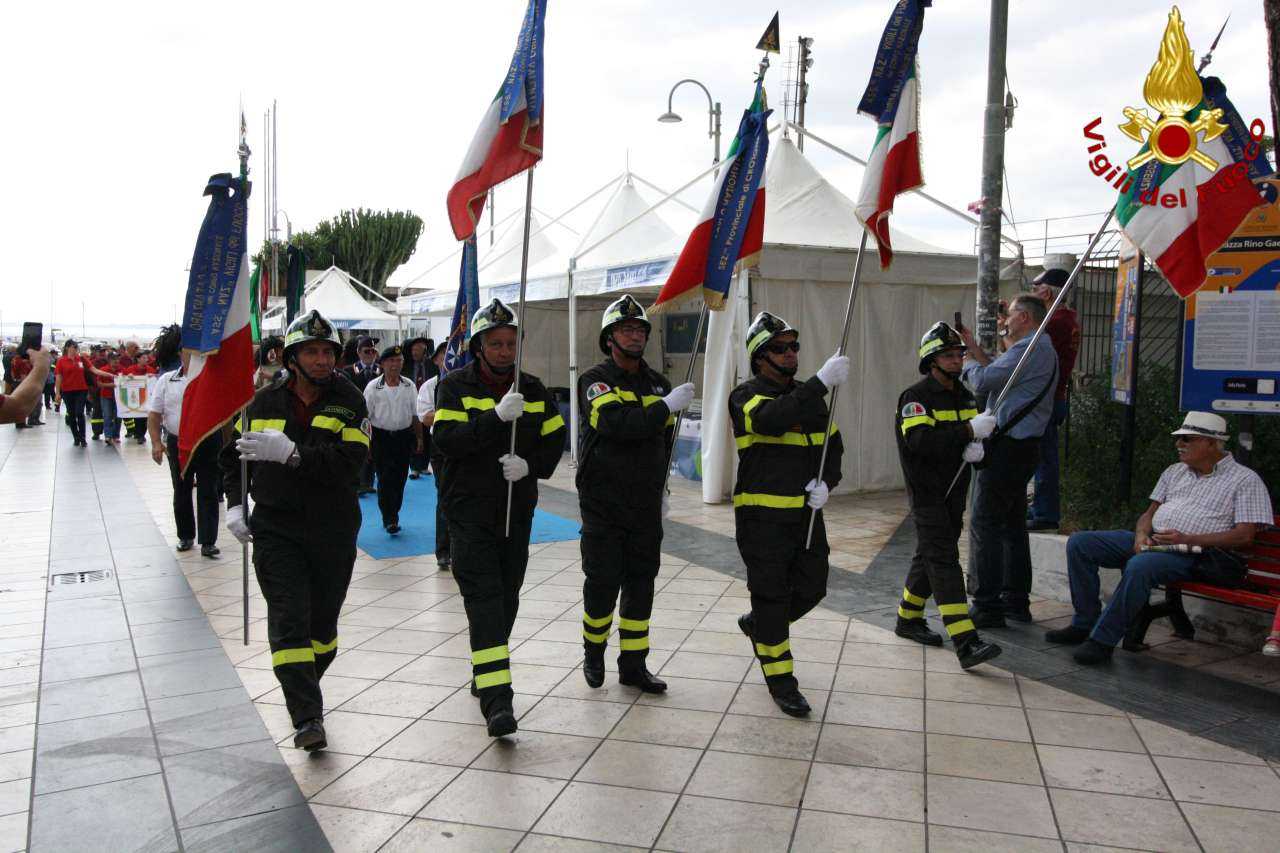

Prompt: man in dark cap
xmin=342 ymin=336 xmax=380 ymax=494
xmin=364 ymin=344 xmax=421 ymax=534
xmin=1026 ymin=268 xmax=1080 ymax=531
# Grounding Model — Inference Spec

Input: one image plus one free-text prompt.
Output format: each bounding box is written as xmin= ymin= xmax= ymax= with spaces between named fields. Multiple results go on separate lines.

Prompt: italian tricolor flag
xmin=1116 ymin=104 xmax=1262 ymax=298
xmin=855 ymin=63 xmax=923 ymax=270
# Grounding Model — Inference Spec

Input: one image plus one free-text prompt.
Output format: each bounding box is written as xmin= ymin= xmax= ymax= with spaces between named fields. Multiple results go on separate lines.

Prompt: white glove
xmin=816 ymin=353 xmax=851 ymax=390
xmin=236 ymin=429 xmax=296 ymax=464
xmin=662 ymin=382 xmax=695 ymax=414
xmin=500 ymin=453 xmax=529 ymax=482
xmin=226 ymin=504 xmax=252 ymax=544
xmin=495 ymin=391 xmax=525 ymax=422
xmin=963 ymin=441 xmax=985 ymax=464
xmin=661 ymin=492 xmax=670 ymax=519
xmin=968 ymin=410 xmax=997 ymax=440
xmin=805 ymin=479 xmax=829 ymax=510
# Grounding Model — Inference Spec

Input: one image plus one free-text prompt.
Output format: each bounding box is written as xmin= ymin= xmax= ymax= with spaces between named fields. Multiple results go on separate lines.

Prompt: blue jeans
xmin=101 ymin=396 xmax=119 ymax=440
xmin=1030 ymin=400 xmax=1069 ymax=524
xmin=1066 ymin=529 xmax=1197 ymax=647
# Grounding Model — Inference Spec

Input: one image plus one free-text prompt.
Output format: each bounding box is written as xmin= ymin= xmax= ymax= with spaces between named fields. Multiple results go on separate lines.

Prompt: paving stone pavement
xmin=4 ymin=424 xmax=1280 ymax=851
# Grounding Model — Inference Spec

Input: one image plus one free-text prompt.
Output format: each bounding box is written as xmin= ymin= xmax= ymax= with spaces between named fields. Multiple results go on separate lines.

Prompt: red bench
xmin=1126 ymin=515 xmax=1280 ymax=650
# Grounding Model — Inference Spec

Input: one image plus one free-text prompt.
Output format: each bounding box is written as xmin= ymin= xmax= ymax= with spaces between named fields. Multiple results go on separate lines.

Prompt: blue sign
xmin=604 ymin=260 xmax=672 ymax=292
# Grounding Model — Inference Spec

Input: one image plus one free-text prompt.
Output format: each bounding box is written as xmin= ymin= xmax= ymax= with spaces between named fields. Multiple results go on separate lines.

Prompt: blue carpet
xmin=356 ymin=473 xmax=581 ymax=559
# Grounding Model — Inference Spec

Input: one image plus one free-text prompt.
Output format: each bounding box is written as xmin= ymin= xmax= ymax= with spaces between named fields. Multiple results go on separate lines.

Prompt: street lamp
xmin=658 ymin=78 xmax=721 ymax=166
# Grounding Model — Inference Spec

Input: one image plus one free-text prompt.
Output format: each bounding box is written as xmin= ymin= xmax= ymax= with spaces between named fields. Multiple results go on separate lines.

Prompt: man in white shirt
xmin=147 ymin=353 xmax=222 ymax=556
xmin=415 ymin=343 xmax=450 ymax=567
xmin=365 ymin=345 xmax=422 ymax=534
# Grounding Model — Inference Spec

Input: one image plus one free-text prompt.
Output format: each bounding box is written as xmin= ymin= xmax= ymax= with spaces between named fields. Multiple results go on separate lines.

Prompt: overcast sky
xmin=0 ymin=0 xmax=1270 ymax=334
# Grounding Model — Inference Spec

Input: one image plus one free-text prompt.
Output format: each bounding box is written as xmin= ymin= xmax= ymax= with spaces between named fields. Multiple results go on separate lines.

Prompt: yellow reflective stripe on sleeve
xmin=342 ymin=427 xmax=370 ymax=447
xmin=937 ymin=603 xmax=970 ymax=617
xmin=474 ymin=670 xmax=512 ymax=689
xmin=617 ymin=617 xmax=648 ymax=632
xmin=761 ymin=659 xmax=794 ymax=677
xmin=898 ymin=605 xmax=924 ymax=619
xmin=235 ymin=415 xmax=243 ymax=432
xmin=583 ymin=612 xmax=614 ymax=628
xmin=755 ymin=639 xmax=790 ymax=658
xmin=615 ymin=389 xmax=639 ymax=402
xmin=959 ymin=409 xmax=978 ymax=420
xmin=945 ymin=619 xmax=977 ymax=636
xmin=434 ymin=408 xmax=468 ymax=423
xmin=733 ymin=493 xmax=806 ymax=509
xmin=272 ymin=647 xmax=316 ymax=667
xmin=311 ymin=415 xmax=343 ymax=433
xmin=641 ymin=395 xmax=663 ymax=407
xmin=900 ymin=415 xmax=936 ymax=435
xmin=589 ymin=392 xmax=620 ymax=410
xmin=311 ymin=637 xmax=338 ymax=655
xmin=471 ymin=644 xmax=510 ymax=666
xmin=902 ymin=588 xmax=927 ymax=606
xmin=522 ymin=401 xmax=545 ymax=413
xmin=619 ymin=637 xmax=649 ymax=651
xmin=666 ymin=415 xmax=675 ymax=426
xmin=741 ymin=394 xmax=773 ymax=435
xmin=541 ymin=414 xmax=565 ymax=436
xmin=250 ymin=418 xmax=288 ymax=432
xmin=461 ymin=396 xmax=496 ymax=411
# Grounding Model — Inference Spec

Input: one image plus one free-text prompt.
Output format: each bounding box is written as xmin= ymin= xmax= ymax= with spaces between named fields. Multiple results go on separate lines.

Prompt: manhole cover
xmin=49 ymin=570 xmax=112 ymax=589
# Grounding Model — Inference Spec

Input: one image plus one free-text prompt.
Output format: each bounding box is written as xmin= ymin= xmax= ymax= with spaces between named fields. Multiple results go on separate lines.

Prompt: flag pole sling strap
xmin=662 ymin=303 xmax=711 ymax=495
xmin=805 ymin=230 xmax=869 ymax=550
xmin=506 ymin=167 xmax=537 ymax=537
xmin=942 ymin=207 xmax=1117 ymax=499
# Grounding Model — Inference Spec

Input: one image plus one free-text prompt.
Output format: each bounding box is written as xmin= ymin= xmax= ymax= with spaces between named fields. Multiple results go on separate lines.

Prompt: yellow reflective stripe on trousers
xmin=583 ymin=612 xmax=614 ymax=628
xmin=619 ymin=637 xmax=649 ymax=651
xmin=898 ymin=605 xmax=924 ymax=619
xmin=733 ymin=493 xmax=806 ymax=509
xmin=937 ymin=603 xmax=970 ymax=617
xmin=761 ymin=659 xmax=794 ymax=677
xmin=583 ymin=628 xmax=609 ymax=643
xmin=945 ymin=619 xmax=977 ymax=636
xmin=342 ymin=427 xmax=370 ymax=447
xmin=272 ymin=647 xmax=315 ymax=666
xmin=755 ymin=639 xmax=790 ymax=658
xmin=434 ymin=408 xmax=468 ymax=423
xmin=900 ymin=414 xmax=936 ymax=435
xmin=249 ymin=418 xmax=287 ymax=432
xmin=461 ymin=396 xmax=496 ymax=411
xmin=902 ymin=588 xmax=927 ymax=607
xmin=617 ymin=617 xmax=649 ymax=632
xmin=311 ymin=637 xmax=338 ymax=655
xmin=741 ymin=394 xmax=773 ymax=435
xmin=471 ymin=644 xmax=509 ymax=666
xmin=312 ymin=415 xmax=343 ymax=433
xmin=475 ymin=670 xmax=512 ymax=689
xmin=541 ymin=414 xmax=565 ymax=436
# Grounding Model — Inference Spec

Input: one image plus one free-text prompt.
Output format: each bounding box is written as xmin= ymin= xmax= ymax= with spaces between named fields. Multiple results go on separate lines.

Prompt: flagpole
xmin=941 ymin=207 xmax=1117 ymax=500
xmin=238 ymin=109 xmax=252 ymax=646
xmin=661 ymin=303 xmax=710 ymax=494
xmin=804 ymin=230 xmax=869 ymax=549
xmin=505 ymin=167 xmax=537 ymax=537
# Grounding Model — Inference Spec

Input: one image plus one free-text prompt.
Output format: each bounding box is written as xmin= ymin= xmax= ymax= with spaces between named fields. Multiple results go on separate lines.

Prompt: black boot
xmin=470 ymin=679 xmax=479 ymax=697
xmin=956 ymin=636 xmax=1003 ymax=670
xmin=737 ymin=612 xmax=755 ymax=648
xmin=619 ymin=664 xmax=667 ymax=693
xmin=1072 ymin=639 xmax=1114 ymax=665
xmin=1044 ymin=625 xmax=1091 ymax=645
xmin=293 ymin=718 xmax=327 ymax=752
xmin=770 ymin=688 xmax=811 ymax=717
xmin=484 ymin=700 xmax=517 ymax=738
xmin=895 ymin=617 xmax=944 ymax=647
xmin=583 ymin=646 xmax=605 ymax=688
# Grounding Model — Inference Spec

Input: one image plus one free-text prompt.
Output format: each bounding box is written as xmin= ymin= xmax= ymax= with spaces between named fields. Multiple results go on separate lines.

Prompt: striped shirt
xmin=1150 ymin=454 xmax=1274 ymax=535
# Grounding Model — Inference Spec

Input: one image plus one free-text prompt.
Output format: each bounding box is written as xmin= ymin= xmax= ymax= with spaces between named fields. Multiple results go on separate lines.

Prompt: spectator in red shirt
xmin=1027 ymin=268 xmax=1081 ymax=530
xmin=85 ymin=352 xmax=123 ymax=446
xmin=8 ymin=352 xmax=44 ymax=428
xmin=53 ymin=341 xmax=92 ymax=445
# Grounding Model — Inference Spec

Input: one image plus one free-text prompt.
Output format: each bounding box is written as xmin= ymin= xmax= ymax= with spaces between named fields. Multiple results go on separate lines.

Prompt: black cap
xmin=1033 ymin=268 xmax=1069 ymax=288
xmin=356 ymin=335 xmax=379 ymax=350
xmin=378 ymin=345 xmax=404 ymax=363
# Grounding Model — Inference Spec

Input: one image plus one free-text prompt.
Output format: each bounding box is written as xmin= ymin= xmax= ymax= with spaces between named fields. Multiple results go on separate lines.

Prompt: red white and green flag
xmin=854 ymin=0 xmax=928 ymax=270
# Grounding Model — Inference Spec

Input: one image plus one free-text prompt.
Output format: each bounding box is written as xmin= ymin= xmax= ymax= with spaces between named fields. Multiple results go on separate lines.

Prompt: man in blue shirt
xmin=959 ymin=294 xmax=1059 ymax=627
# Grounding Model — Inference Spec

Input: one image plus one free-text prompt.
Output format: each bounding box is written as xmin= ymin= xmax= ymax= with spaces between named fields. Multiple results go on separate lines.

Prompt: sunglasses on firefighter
xmin=766 ymin=341 xmax=801 ymax=354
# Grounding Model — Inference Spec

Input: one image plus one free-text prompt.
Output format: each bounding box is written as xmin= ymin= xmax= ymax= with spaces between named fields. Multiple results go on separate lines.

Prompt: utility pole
xmin=975 ymin=0 xmax=1010 ymax=351
xmin=1266 ymin=0 xmax=1280 ymax=147
xmin=796 ymin=36 xmax=813 ymax=152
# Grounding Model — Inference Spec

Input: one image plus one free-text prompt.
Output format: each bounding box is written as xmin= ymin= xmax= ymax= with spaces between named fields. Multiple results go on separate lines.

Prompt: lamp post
xmin=658 ymin=79 xmax=721 ymax=167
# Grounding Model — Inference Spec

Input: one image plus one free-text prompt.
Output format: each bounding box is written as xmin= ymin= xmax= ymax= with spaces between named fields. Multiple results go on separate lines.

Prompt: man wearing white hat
xmin=1047 ymin=412 xmax=1273 ymax=664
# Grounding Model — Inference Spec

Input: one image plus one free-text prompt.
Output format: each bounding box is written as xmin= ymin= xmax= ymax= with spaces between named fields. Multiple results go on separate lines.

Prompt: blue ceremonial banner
xmin=857 ymin=0 xmax=930 ymax=123
xmin=499 ymin=0 xmax=546 ymax=125
xmin=1202 ymin=76 xmax=1273 ymax=181
xmin=444 ymin=237 xmax=481 ymax=374
xmin=705 ymin=102 xmax=771 ymax=300
xmin=181 ymin=173 xmax=249 ymax=354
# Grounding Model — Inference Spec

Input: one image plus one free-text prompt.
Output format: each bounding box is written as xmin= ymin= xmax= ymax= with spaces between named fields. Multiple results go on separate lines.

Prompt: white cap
xmin=1171 ymin=411 xmax=1229 ymax=441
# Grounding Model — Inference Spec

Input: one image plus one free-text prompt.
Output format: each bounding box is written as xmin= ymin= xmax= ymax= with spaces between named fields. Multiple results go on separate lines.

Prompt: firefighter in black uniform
xmin=577 ymin=295 xmax=694 ymax=693
xmin=221 ymin=310 xmax=370 ymax=752
xmin=894 ymin=322 xmax=1002 ymax=669
xmin=432 ymin=299 xmax=565 ymax=737
xmin=730 ymin=312 xmax=848 ymax=717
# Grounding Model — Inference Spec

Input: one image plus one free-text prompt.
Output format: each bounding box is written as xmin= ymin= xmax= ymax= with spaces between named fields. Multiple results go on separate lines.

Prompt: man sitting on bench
xmin=1047 ymin=412 xmax=1273 ymax=665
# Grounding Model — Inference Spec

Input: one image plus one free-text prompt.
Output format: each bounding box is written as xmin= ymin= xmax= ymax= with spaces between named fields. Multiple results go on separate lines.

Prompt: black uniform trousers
xmin=579 ymin=502 xmax=662 ymax=670
xmin=251 ymin=505 xmax=356 ymax=727
xmin=166 ymin=433 xmax=221 ymax=546
xmin=449 ymin=518 xmax=531 ymax=715
xmin=969 ymin=437 xmax=1040 ymax=614
xmin=411 ymin=433 xmax=430 ymax=476
xmin=89 ymin=393 xmax=103 ymax=438
xmin=371 ymin=426 xmax=413 ymax=527
xmin=900 ymin=493 xmax=977 ymax=647
xmin=737 ymin=515 xmax=830 ymax=695
xmin=430 ymin=453 xmax=450 ymax=562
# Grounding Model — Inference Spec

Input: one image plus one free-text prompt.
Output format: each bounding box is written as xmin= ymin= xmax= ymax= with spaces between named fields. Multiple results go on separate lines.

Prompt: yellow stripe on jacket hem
xmin=733 ymin=492 xmax=806 ymax=509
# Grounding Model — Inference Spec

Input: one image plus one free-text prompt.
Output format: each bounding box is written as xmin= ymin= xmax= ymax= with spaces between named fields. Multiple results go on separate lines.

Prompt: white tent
xmin=264 ymin=266 xmax=402 ymax=333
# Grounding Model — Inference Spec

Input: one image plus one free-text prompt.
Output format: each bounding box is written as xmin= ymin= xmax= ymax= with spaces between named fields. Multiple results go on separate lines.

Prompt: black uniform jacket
xmin=729 ymin=374 xmax=843 ymax=522
xmin=576 ymin=358 xmax=674 ymax=514
xmin=894 ymin=374 xmax=977 ymax=506
xmin=222 ymin=370 xmax=370 ymax=533
xmin=342 ymin=363 xmax=380 ymax=392
xmin=431 ymin=361 xmax=565 ymax=528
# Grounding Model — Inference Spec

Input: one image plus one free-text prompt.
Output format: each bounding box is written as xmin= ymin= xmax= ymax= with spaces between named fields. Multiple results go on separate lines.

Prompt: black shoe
xmin=895 ymin=617 xmax=944 ymax=647
xmin=358 ymin=488 xmax=375 ymax=496
xmin=956 ymin=637 xmax=1003 ymax=670
xmin=385 ymin=523 xmax=401 ymax=535
xmin=409 ymin=472 xmax=420 ymax=480
xmin=969 ymin=608 xmax=1007 ymax=629
xmin=92 ymin=435 xmax=100 ymax=441
xmin=176 ymin=539 xmax=194 ymax=552
xmin=470 ymin=679 xmax=479 ymax=697
xmin=583 ymin=648 xmax=605 ymax=688
xmin=293 ymin=718 xmax=327 ymax=752
xmin=1005 ymin=606 xmax=1034 ymax=624
xmin=771 ymin=689 xmax=811 ymax=717
xmin=1072 ymin=639 xmax=1114 ymax=665
xmin=485 ymin=706 xmax=517 ymax=738
xmin=135 ymin=436 xmax=146 ymax=444
xmin=1026 ymin=519 xmax=1059 ymax=531
xmin=737 ymin=612 xmax=755 ymax=641
xmin=1044 ymin=625 xmax=1091 ymax=645
xmin=619 ymin=666 xmax=667 ymax=693
xmin=437 ymin=559 xmax=451 ymax=572
xmin=201 ymin=545 xmax=220 ymax=558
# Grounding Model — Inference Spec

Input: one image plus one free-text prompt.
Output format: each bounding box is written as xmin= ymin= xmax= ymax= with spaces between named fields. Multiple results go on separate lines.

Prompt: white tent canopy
xmin=263 ymin=266 xmax=402 ymax=332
